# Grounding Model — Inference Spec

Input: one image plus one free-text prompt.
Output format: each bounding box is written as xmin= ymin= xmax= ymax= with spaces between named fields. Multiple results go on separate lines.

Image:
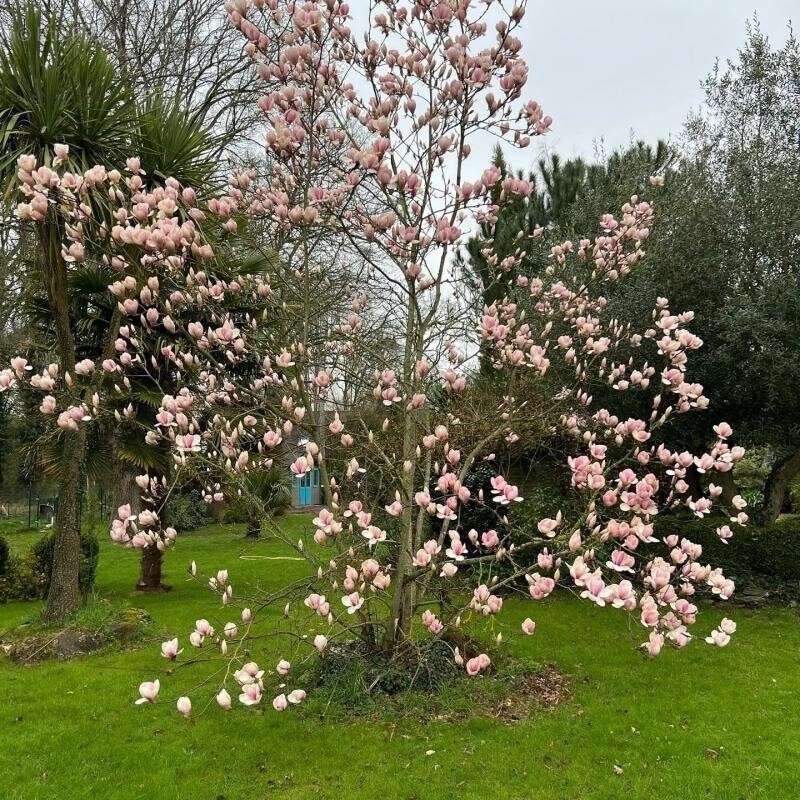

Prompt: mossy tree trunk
xmin=39 ymin=218 xmax=83 ymax=621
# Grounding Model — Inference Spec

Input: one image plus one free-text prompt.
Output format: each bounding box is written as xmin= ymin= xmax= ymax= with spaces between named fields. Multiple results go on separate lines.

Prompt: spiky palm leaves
xmin=0 ymin=4 xmax=133 ymax=195
xmin=229 ymin=466 xmax=292 ymax=538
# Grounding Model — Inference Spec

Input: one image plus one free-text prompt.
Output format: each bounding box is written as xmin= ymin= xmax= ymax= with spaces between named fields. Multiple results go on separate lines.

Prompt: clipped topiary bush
xmin=31 ymin=530 xmax=100 ymax=597
xmin=165 ymin=490 xmax=210 ymax=532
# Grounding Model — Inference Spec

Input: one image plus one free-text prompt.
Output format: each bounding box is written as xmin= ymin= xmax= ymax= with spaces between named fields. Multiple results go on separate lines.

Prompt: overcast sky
xmin=500 ymin=0 xmax=796 ymax=170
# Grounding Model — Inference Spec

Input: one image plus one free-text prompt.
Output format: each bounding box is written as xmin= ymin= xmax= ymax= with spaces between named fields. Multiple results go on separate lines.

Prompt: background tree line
xmin=463 ymin=18 xmax=800 ymax=525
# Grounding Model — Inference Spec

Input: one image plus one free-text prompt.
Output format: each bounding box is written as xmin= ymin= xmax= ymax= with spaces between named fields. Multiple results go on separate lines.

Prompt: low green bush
xmin=0 ymin=552 xmax=46 ymax=601
xmin=31 ymin=530 xmax=100 ymax=597
xmin=789 ymin=481 xmax=800 ymax=514
xmin=750 ymin=517 xmax=800 ymax=583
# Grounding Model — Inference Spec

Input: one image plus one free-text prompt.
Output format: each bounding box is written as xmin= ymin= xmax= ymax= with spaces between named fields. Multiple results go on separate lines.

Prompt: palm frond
xmin=133 ymin=93 xmax=221 ymax=190
xmin=0 ymin=3 xmax=133 ymax=194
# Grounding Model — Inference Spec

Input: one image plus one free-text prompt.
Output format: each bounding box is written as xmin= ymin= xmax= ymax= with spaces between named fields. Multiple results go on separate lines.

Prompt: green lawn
xmin=1 ymin=518 xmax=799 ymax=799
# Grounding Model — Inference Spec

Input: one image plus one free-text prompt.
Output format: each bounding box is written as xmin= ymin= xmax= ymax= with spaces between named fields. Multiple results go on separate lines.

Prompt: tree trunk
xmin=716 ymin=468 xmax=739 ymax=509
xmin=684 ymin=464 xmax=703 ymax=500
xmin=39 ymin=217 xmax=84 ymax=622
xmin=761 ymin=449 xmax=800 ymax=524
xmin=246 ymin=518 xmax=261 ymax=539
xmin=112 ymin=463 xmax=166 ymax=591
xmin=42 ymin=429 xmax=85 ymax=621
xmin=113 ymin=464 xmax=141 ymax=516
xmin=137 ymin=482 xmax=171 ymax=591
xmin=389 ymin=284 xmax=420 ymax=650
xmin=136 ymin=546 xmax=167 ymax=591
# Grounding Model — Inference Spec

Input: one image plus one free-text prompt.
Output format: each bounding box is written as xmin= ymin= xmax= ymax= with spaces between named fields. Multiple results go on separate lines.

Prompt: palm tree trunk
xmin=42 ymin=427 xmax=85 ymax=620
xmin=38 ymin=217 xmax=83 ymax=621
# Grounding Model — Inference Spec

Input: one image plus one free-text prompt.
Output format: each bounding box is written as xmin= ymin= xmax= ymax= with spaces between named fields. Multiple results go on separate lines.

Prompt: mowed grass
xmin=1 ymin=518 xmax=799 ymax=800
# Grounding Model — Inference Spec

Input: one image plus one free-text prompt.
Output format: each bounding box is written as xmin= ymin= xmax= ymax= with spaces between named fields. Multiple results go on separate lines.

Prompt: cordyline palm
xmin=0 ymin=5 xmax=133 ymax=192
xmin=227 ymin=465 xmax=292 ymax=539
xmin=29 ymin=110 xmax=227 ymax=591
xmin=0 ymin=4 xmax=227 ymax=611
xmin=0 ymin=5 xmax=135 ymax=620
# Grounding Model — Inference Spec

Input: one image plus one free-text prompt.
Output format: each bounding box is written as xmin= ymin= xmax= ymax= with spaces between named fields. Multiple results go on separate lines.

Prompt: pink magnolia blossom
xmin=239 ymin=684 xmax=262 ymax=706
xmin=465 ymin=653 xmax=491 ymax=676
xmin=161 ymin=639 xmax=182 ymax=660
xmin=135 ymin=680 xmax=160 ymax=705
xmin=176 ymin=696 xmax=192 ymax=717
xmin=272 ymin=694 xmax=288 ymax=712
xmin=216 ymin=689 xmax=233 ymax=710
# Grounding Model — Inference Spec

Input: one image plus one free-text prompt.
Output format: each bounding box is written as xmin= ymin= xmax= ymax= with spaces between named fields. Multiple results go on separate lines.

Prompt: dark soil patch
xmin=309 ymin=638 xmax=570 ymax=724
xmin=491 ymin=666 xmax=571 ymax=722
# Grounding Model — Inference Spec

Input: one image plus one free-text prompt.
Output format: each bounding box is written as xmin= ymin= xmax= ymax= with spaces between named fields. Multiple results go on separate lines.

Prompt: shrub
xmin=166 ymin=490 xmax=209 ymax=532
xmin=31 ymin=530 xmax=100 ymax=597
xmin=509 ymin=484 xmax=580 ymax=533
xmin=0 ymin=535 xmax=8 ymax=576
xmin=507 ymin=483 xmax=582 ymax=567
xmin=0 ymin=552 xmax=46 ymax=601
xmin=224 ymin=468 xmax=292 ymax=526
xmin=750 ymin=517 xmax=800 ymax=583
xmin=789 ymin=481 xmax=800 ymax=514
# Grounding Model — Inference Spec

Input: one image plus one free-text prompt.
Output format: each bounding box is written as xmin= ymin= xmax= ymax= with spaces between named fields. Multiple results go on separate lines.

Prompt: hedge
xmin=653 ymin=513 xmax=800 ymax=586
xmin=508 ymin=498 xmax=800 ymax=590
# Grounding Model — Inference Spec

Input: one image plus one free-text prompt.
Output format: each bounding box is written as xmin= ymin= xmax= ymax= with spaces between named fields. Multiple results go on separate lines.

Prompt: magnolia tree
xmin=11 ymin=0 xmax=747 ymax=717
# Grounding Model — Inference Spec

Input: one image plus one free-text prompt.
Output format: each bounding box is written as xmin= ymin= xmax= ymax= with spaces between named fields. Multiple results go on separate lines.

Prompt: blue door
xmin=299 ymin=472 xmax=312 ymax=505
xmin=296 ymin=468 xmax=319 ymax=506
